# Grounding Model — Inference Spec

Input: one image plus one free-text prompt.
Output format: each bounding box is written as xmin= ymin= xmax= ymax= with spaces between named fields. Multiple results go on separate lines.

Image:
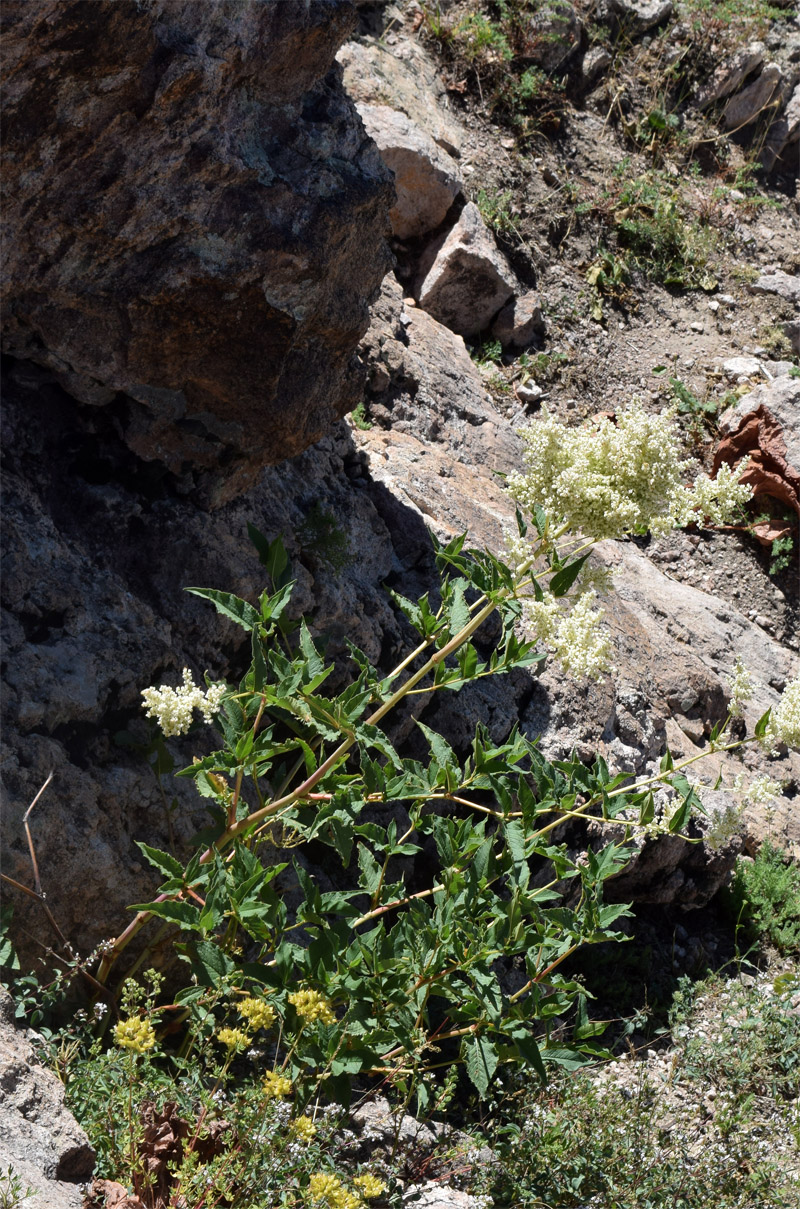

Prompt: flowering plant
xmin=93 ymin=404 xmax=797 ymax=1124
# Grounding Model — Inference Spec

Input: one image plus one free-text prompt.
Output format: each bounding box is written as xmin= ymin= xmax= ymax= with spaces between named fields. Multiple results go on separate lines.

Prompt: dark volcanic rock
xmin=0 ymin=0 xmax=393 ymax=502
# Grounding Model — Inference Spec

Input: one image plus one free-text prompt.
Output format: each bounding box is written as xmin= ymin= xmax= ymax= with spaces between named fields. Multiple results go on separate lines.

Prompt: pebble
xmin=690 ymin=322 xmax=704 ymax=333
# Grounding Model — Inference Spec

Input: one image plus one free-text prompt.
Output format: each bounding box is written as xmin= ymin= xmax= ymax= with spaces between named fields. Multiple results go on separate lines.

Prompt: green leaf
xmin=446 ymin=578 xmax=470 ymax=637
xmin=185 ymin=588 xmax=260 ymax=633
xmin=549 ymin=554 xmax=590 ymax=598
xmin=136 ymin=843 xmax=184 ymax=882
xmin=128 ymin=899 xmax=201 ymax=929
xmin=248 ymin=526 xmax=292 ymax=588
xmin=259 ymin=582 xmax=295 ymax=623
xmin=755 ymin=708 xmax=772 ymax=740
xmin=463 ymin=1034 xmax=498 ymax=1097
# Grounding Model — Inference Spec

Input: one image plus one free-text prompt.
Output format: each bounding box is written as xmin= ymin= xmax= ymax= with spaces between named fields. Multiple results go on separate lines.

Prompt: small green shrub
xmin=486 ymin=966 xmax=800 ymax=1208
xmin=296 ymin=503 xmax=353 ymax=573
xmin=723 ymin=843 xmax=800 ymax=954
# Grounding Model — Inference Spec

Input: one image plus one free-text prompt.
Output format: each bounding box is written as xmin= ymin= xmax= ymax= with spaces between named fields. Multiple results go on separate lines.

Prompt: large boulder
xmin=695 ymin=42 xmax=765 ymax=110
xmin=0 ymin=0 xmax=393 ymax=503
xmin=0 ymin=989 xmax=95 ymax=1209
xmin=605 ymin=0 xmax=673 ymax=35
xmin=722 ymin=63 xmax=783 ymax=132
xmin=713 ymin=375 xmax=800 ymax=524
xmin=338 ymin=36 xmax=463 ymax=159
xmin=762 ymin=82 xmax=800 ymax=172
xmin=414 ymin=202 xmax=518 ymax=337
xmin=355 ymin=104 xmax=463 ymax=240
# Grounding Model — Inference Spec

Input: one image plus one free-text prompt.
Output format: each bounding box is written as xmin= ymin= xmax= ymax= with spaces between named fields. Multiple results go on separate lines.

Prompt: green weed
xmin=723 ymin=843 xmax=800 ymax=954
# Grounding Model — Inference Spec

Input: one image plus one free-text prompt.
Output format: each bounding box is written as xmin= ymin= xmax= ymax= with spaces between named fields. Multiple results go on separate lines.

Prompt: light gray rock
xmin=723 ymin=63 xmax=783 ymax=131
xmin=762 ymin=82 xmax=800 ymax=172
xmin=783 ymin=319 xmax=800 ymax=355
xmin=721 ymin=356 xmax=763 ymax=379
xmin=414 ymin=203 xmax=517 ymax=337
xmin=0 ymin=989 xmax=95 ymax=1209
xmin=750 ymin=270 xmax=800 ymax=303
xmin=695 ymin=42 xmax=766 ymax=109
xmin=582 ymin=46 xmax=612 ymax=89
xmin=491 ymin=290 xmax=545 ymax=349
xmin=403 ymin=1188 xmax=486 ymax=1209
xmin=338 ymin=36 xmax=463 ymax=158
xmin=356 ymin=104 xmax=462 ymax=240
xmin=607 ymin=0 xmax=673 ymax=35
xmin=718 ymin=374 xmax=800 ymax=477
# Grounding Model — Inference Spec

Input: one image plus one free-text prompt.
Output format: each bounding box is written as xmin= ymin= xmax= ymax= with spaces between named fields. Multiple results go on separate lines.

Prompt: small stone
xmin=690 ymin=322 xmax=704 ymax=333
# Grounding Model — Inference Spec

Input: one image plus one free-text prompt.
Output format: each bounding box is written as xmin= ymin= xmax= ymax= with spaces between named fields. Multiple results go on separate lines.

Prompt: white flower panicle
xmin=554 ymin=590 xmax=612 ymax=680
xmin=675 ymin=460 xmax=752 ymax=528
xmin=726 ymin=657 xmax=754 ymax=719
xmin=733 ymin=773 xmax=781 ymax=807
xmin=523 ymin=590 xmax=612 ymax=681
xmin=141 ymin=668 xmax=226 ymax=737
xmin=502 ymin=526 xmax=532 ymax=571
xmin=701 ymin=796 xmax=744 ymax=851
xmin=764 ymin=675 xmax=800 ymax=750
xmin=506 ymin=404 xmax=751 ymax=540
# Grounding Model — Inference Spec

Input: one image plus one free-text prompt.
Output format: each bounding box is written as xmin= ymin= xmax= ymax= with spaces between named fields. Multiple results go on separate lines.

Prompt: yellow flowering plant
xmin=90 ymin=406 xmax=798 ymax=1117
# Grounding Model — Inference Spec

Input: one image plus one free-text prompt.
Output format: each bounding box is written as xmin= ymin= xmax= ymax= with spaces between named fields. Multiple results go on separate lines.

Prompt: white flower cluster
xmin=764 ymin=675 xmax=800 ymax=750
xmin=733 ymin=773 xmax=781 ymax=807
xmin=674 ymin=460 xmax=752 ymax=528
xmin=725 ymin=656 xmax=754 ymax=719
xmin=506 ymin=405 xmax=751 ymax=540
xmin=701 ymin=795 xmax=744 ymax=851
xmin=141 ymin=668 xmax=226 ymax=737
xmin=523 ymin=589 xmax=612 ymax=681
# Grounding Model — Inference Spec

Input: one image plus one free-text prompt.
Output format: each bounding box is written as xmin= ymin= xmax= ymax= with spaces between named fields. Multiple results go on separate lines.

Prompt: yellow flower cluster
xmin=114 ymin=1016 xmax=156 ymax=1053
xmin=238 ymin=995 xmax=276 ymax=1032
xmin=288 ymin=988 xmax=336 ymax=1026
xmin=262 ymin=1070 xmax=293 ymax=1099
xmin=291 ymin=1115 xmax=317 ymax=1142
xmin=353 ymin=1173 xmax=387 ymax=1199
xmin=216 ymin=1027 xmax=251 ymax=1051
xmin=307 ymin=1173 xmax=360 ymax=1209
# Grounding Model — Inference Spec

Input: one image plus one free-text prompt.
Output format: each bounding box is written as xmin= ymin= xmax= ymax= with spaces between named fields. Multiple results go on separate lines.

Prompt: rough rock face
xmin=762 ymin=82 xmax=800 ymax=172
xmin=1 ymin=0 xmax=393 ymax=502
xmin=722 ymin=62 xmax=783 ymax=132
xmin=606 ymin=0 xmax=673 ymax=35
xmin=414 ymin=202 xmax=517 ymax=338
xmin=355 ymin=103 xmax=463 ymax=239
xmin=0 ymin=989 xmax=95 ymax=1209
xmin=337 ymin=36 xmax=463 ymax=159
xmin=695 ymin=42 xmax=766 ymax=109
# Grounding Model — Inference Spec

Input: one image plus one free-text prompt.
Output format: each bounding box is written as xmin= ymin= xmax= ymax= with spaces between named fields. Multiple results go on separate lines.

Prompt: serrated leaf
xmin=186 ymin=587 xmax=260 ymax=632
xmin=463 ymin=1034 xmax=498 ymax=1098
xmin=136 ymin=843 xmax=184 ymax=881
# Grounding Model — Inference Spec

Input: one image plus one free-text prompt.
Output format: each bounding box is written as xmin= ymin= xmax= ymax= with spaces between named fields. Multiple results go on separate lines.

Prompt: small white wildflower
xmin=502 ymin=526 xmax=532 ymax=571
xmin=554 ymin=590 xmax=612 ymax=681
xmin=726 ymin=656 xmax=754 ymax=719
xmin=733 ymin=773 xmax=781 ymax=807
xmin=141 ymin=668 xmax=226 ymax=737
xmin=763 ymin=675 xmax=800 ymax=750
